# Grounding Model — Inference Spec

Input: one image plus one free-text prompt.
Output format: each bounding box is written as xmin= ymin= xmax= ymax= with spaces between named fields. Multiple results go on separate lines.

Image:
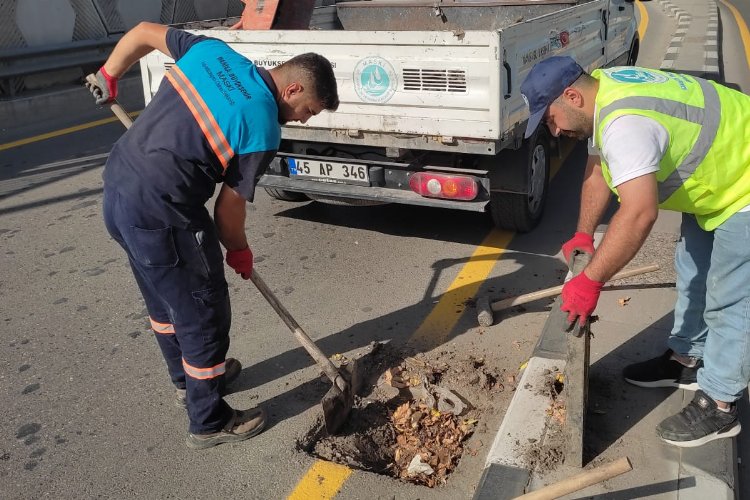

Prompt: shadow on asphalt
xmin=0 ymin=186 xmax=103 ymax=216
xmin=0 ymin=122 xmax=122 ymax=201
xmin=569 ymin=476 xmax=695 ymax=500
xmin=583 ymin=311 xmax=676 ymax=464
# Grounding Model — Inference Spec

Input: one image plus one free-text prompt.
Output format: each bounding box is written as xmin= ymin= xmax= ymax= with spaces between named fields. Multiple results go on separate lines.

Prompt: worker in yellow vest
xmin=521 ymin=56 xmax=750 ymax=448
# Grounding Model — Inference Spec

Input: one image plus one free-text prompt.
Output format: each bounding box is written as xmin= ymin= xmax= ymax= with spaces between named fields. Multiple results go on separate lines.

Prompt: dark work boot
xmin=656 ymin=390 xmax=740 ymax=447
xmin=185 ymin=407 xmax=266 ymax=449
xmin=623 ymin=349 xmax=701 ymax=390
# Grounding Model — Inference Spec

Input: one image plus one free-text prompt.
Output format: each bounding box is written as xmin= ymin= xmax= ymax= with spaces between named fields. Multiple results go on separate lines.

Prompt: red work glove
xmin=561 ymin=232 xmax=595 ymax=265
xmin=560 ymin=271 xmax=604 ymax=328
xmin=86 ymin=66 xmax=118 ymax=105
xmin=226 ymin=247 xmax=253 ymax=279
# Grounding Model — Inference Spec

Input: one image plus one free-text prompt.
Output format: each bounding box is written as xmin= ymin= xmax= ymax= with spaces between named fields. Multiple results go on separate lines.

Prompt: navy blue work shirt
xmin=103 ymin=28 xmax=281 ymax=228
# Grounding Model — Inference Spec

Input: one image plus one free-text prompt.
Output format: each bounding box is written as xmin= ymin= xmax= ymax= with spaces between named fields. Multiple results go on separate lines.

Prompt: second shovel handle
xmin=491 ymin=264 xmax=660 ymax=313
xmin=250 ymin=272 xmax=343 ymax=385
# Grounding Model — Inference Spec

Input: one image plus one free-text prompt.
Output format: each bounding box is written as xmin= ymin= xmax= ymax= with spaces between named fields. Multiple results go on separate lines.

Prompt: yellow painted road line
xmin=287 ymin=460 xmax=352 ymax=500
xmin=409 ymin=228 xmax=514 ymax=348
xmin=719 ymin=0 xmax=750 ymax=69
xmin=409 ymin=139 xmax=576 ymax=349
xmin=0 ymin=110 xmax=140 ymax=152
xmin=636 ymin=0 xmax=649 ymax=43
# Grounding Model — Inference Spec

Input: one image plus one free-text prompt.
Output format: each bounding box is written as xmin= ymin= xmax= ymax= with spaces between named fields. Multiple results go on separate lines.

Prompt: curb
xmin=658 ymin=0 xmax=692 ymax=71
xmin=704 ymin=0 xmax=721 ymax=78
xmin=473 ymin=229 xmax=737 ymax=499
xmin=472 ymin=234 xmax=603 ymax=500
xmin=657 ymin=0 xmax=721 ymax=79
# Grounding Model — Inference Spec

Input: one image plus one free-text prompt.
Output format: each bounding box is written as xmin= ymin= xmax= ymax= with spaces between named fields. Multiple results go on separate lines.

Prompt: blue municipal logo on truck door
xmin=353 ymin=56 xmax=397 ymax=104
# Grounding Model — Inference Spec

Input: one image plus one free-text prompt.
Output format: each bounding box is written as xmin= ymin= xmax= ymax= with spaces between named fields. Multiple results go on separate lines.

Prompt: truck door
xmin=605 ymin=0 xmax=636 ymax=65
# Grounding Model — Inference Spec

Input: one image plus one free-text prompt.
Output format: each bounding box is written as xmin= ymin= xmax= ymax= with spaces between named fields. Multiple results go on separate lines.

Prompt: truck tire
xmin=263 ymin=188 xmax=309 ymax=202
xmin=627 ymin=36 xmax=639 ymax=66
xmin=489 ymin=129 xmax=550 ymax=232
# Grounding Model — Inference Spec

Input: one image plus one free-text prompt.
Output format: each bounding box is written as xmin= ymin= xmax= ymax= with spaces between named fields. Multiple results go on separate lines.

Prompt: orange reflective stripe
xmin=168 ymin=66 xmax=233 ymax=165
xmin=166 ymin=67 xmax=234 ymax=168
xmin=149 ymin=317 xmax=175 ymax=334
xmin=182 ymin=359 xmax=227 ymax=380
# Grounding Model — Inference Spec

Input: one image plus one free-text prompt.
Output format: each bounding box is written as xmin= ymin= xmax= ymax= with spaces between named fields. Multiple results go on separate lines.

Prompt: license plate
xmin=288 ymin=158 xmax=369 ymax=186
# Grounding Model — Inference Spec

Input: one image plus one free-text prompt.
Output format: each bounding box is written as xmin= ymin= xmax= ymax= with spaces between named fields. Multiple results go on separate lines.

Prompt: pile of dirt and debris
xmin=391 ymin=400 xmax=476 ymax=487
xmin=300 ymin=345 xmax=488 ymax=487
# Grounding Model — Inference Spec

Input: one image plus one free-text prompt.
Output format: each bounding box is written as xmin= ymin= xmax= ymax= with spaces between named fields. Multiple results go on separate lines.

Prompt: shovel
xmin=249 ymin=272 xmax=357 ymax=434
xmin=88 ymin=74 xmax=357 ymax=434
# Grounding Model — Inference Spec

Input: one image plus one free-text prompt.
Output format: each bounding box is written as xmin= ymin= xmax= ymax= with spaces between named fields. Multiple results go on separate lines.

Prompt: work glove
xmin=86 ymin=66 xmax=118 ymax=105
xmin=561 ymin=232 xmax=595 ymax=266
xmin=560 ymin=271 xmax=604 ymax=328
xmin=226 ymin=247 xmax=253 ymax=279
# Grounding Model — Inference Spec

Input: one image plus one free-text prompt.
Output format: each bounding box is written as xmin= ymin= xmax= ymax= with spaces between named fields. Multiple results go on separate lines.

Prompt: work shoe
xmin=185 ymin=407 xmax=266 ymax=449
xmin=656 ymin=390 xmax=740 ymax=447
xmin=623 ymin=350 xmax=701 ymax=391
xmin=175 ymin=357 xmax=242 ymax=408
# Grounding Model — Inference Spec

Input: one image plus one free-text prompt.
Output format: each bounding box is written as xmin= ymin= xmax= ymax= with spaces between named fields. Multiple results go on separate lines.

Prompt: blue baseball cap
xmin=520 ymin=56 xmax=584 ymax=138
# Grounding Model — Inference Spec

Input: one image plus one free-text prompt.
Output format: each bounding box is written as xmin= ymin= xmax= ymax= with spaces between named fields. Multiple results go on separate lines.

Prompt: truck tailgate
xmin=141 ymin=29 xmax=501 ymax=140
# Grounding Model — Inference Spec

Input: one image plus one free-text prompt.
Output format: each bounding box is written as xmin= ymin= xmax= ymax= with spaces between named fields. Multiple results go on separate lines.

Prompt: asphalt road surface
xmin=1 ymin=2 xmax=749 ymax=498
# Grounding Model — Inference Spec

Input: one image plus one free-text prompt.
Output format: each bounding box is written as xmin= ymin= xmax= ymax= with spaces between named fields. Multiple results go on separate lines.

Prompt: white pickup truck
xmin=141 ymin=0 xmax=639 ymax=231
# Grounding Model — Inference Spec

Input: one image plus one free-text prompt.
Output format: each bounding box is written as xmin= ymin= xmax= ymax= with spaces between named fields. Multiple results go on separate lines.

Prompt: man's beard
xmin=561 ymin=107 xmax=592 ymax=140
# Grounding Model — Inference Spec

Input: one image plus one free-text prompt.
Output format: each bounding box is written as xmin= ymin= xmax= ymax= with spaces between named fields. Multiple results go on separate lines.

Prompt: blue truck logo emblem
xmin=604 ymin=68 xmax=669 ymax=84
xmin=354 ymin=57 xmax=397 ymax=103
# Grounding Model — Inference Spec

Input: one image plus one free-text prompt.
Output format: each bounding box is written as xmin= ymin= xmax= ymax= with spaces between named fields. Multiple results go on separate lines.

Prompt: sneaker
xmin=185 ymin=407 xmax=266 ymax=449
xmin=623 ymin=350 xmax=701 ymax=390
xmin=656 ymin=390 xmax=741 ymax=447
xmin=175 ymin=357 xmax=242 ymax=408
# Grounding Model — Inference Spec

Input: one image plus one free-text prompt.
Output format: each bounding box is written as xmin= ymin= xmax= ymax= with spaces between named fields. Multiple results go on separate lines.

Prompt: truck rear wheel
xmin=263 ymin=188 xmax=309 ymax=202
xmin=489 ymin=129 xmax=550 ymax=232
xmin=627 ymin=36 xmax=639 ymax=66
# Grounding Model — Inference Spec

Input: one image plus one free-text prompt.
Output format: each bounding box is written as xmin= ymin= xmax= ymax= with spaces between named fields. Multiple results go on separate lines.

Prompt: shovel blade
xmin=322 ymin=384 xmax=354 ymax=435
xmin=321 ymin=359 xmax=360 ymax=435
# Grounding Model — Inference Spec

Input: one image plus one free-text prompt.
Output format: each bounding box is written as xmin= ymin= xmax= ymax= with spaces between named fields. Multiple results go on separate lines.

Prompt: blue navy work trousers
xmin=103 ymin=187 xmax=233 ymax=434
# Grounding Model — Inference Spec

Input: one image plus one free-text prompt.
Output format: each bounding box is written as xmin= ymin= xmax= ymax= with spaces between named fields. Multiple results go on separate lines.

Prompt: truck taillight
xmin=408 ymin=172 xmax=479 ymax=201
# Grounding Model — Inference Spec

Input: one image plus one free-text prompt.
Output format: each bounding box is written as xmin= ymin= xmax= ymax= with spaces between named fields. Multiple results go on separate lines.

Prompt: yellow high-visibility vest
xmin=592 ymin=67 xmax=750 ymax=230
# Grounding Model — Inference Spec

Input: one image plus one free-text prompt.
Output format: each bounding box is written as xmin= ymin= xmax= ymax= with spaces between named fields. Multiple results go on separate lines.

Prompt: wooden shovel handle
xmin=491 ymin=264 xmax=660 ymax=313
xmin=249 ymin=272 xmax=344 ymax=388
xmin=85 ymin=73 xmax=134 ymax=129
xmin=514 ymin=457 xmax=633 ymax=500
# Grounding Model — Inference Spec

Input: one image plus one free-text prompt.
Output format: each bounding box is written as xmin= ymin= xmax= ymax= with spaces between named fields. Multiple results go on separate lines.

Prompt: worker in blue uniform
xmin=87 ymin=22 xmax=339 ymax=449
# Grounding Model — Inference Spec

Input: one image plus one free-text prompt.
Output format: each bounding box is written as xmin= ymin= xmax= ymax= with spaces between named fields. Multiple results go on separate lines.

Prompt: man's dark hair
xmin=281 ymin=52 xmax=339 ymax=110
xmin=552 ymin=72 xmax=597 ymax=105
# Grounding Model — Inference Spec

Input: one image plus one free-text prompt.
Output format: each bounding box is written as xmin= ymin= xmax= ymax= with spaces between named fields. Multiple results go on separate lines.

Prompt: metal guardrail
xmin=0 ymin=36 xmax=121 ymax=80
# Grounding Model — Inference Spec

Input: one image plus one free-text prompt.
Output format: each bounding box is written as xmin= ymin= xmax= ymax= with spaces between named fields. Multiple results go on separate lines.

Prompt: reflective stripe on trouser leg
xmin=104 ymin=191 xmax=187 ymax=389
xmin=667 ymin=214 xmax=711 ymax=358
xmin=698 ymin=210 xmax=750 ymax=402
xmin=102 ymin=187 xmax=233 ymax=434
xmin=150 ymin=317 xmax=186 ymax=389
xmin=179 ymin=285 xmax=232 ymax=434
xmin=183 ymin=359 xmax=226 ymax=379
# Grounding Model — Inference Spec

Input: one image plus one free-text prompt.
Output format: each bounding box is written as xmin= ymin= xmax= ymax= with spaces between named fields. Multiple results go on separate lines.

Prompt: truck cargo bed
xmin=337 ymin=0 xmax=581 ymax=31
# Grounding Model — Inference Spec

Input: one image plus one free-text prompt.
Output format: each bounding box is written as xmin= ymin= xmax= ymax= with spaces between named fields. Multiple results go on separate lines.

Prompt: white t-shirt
xmin=589 ymin=114 xmax=667 ymax=186
xmin=588 ymin=114 xmax=750 ymax=212
xmin=589 ymin=115 xmax=750 ymax=212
